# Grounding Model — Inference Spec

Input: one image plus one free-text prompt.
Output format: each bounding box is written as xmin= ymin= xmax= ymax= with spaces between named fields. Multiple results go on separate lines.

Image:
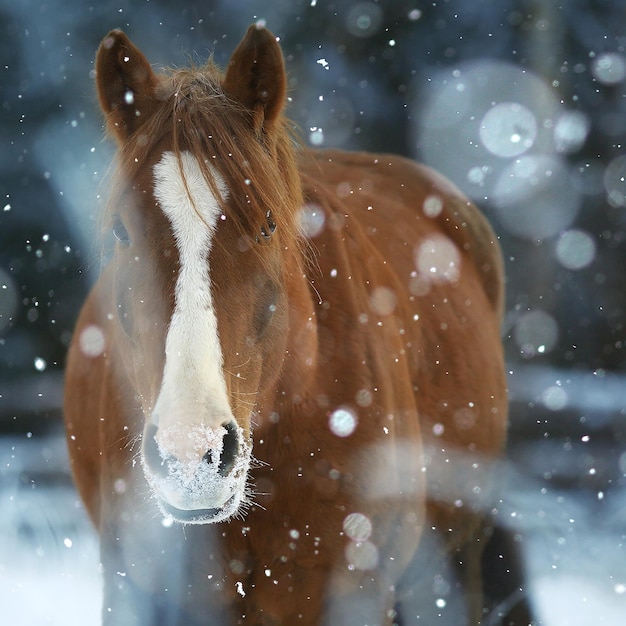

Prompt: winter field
xmin=3 ymin=1 xmax=626 ymax=624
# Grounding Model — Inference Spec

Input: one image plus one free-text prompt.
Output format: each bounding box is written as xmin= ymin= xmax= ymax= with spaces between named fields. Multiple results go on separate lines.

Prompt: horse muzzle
xmin=141 ymin=419 xmax=251 ymax=524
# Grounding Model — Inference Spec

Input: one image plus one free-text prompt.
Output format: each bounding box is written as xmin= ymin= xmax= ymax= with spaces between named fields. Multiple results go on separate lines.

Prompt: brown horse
xmin=64 ymin=24 xmax=507 ymax=626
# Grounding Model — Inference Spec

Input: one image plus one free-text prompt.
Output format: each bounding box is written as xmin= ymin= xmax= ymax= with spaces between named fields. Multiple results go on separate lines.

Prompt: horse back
xmin=299 ymin=149 xmax=504 ymax=318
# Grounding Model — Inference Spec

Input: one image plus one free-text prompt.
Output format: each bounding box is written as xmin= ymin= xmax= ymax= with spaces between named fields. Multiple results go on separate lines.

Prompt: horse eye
xmin=112 ymin=215 xmax=130 ymax=246
xmin=258 ymin=210 xmax=277 ymax=243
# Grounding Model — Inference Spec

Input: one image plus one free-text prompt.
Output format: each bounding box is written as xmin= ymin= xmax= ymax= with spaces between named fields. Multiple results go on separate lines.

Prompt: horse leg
xmin=394 ymin=524 xmax=471 ymax=625
xmin=397 ymin=516 xmax=520 ymax=626
xmin=321 ymin=570 xmax=397 ymax=626
xmin=98 ymin=494 xmax=232 ymax=626
xmin=481 ymin=524 xmax=535 ymax=625
xmin=454 ymin=523 xmax=491 ymax=625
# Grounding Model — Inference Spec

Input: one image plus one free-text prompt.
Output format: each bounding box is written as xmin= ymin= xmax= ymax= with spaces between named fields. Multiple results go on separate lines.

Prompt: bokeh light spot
xmin=345 ymin=539 xmax=379 ymax=571
xmin=369 ymin=286 xmax=397 ymax=316
xmin=514 ymin=310 xmax=559 ymax=358
xmin=79 ymin=324 xmax=106 ymax=358
xmin=329 ymin=406 xmax=358 ymax=437
xmin=591 ymin=52 xmax=626 ymax=85
xmin=346 ymin=2 xmax=383 ymax=38
xmin=480 ymin=102 xmax=537 ymax=158
xmin=415 ymin=235 xmax=460 ymax=283
xmin=343 ymin=512 xmax=373 ymax=542
xmin=555 ymin=230 xmax=596 ymax=270
xmin=298 ymin=203 xmax=326 ymax=238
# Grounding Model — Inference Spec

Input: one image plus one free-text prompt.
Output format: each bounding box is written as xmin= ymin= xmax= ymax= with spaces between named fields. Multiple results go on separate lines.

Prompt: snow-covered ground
xmin=1 ymin=430 xmax=101 ymax=626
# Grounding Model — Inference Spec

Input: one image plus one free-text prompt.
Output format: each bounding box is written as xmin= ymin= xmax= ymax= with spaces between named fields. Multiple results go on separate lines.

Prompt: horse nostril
xmin=203 ymin=420 xmax=239 ymax=477
xmin=143 ymin=423 xmax=170 ymax=478
xmin=145 ymin=421 xmax=239 ymax=478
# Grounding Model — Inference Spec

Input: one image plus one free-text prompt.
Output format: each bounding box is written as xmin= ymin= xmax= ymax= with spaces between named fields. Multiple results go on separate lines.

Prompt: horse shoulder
xmin=64 ymin=279 xmax=114 ymax=527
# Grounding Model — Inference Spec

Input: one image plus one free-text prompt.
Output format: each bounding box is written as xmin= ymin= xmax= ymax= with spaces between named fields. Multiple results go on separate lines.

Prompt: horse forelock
xmin=104 ymin=61 xmax=304 ymax=276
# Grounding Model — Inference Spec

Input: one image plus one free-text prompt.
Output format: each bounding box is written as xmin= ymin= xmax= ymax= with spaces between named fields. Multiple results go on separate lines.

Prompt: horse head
xmin=95 ymin=25 xmax=306 ymax=523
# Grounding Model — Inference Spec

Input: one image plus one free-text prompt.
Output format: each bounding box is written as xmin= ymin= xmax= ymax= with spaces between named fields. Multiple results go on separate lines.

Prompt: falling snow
xmin=328 ymin=406 xmax=358 ymax=437
xmin=4 ymin=3 xmax=626 ymax=626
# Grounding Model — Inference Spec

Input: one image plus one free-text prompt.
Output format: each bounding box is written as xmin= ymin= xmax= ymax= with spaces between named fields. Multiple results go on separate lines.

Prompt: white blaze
xmin=152 ymin=150 xmax=232 ymax=459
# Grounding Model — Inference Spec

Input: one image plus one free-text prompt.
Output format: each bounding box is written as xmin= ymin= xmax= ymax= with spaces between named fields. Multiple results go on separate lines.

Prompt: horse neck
xmin=276 ymin=246 xmax=319 ymax=400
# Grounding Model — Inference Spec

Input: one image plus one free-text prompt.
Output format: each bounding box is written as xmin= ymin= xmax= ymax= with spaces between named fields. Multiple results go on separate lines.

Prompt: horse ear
xmin=222 ymin=24 xmax=287 ymax=134
xmin=95 ymin=30 xmax=159 ymax=143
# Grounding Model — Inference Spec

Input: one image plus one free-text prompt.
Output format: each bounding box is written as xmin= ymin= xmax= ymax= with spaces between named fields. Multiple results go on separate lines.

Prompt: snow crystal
xmin=157 ymin=423 xmax=226 ymax=465
xmin=144 ymin=422 xmax=252 ymax=523
xmin=34 ymin=357 xmax=47 ymax=372
xmin=329 ymin=406 xmax=358 ymax=437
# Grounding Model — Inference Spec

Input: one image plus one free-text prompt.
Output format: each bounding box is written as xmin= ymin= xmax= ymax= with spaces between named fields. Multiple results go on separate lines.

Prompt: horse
xmin=64 ymin=24 xmax=508 ymax=626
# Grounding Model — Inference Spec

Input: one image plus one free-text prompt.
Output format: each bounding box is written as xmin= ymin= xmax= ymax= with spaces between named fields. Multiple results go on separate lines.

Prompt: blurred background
xmin=1 ymin=0 xmax=626 ymax=623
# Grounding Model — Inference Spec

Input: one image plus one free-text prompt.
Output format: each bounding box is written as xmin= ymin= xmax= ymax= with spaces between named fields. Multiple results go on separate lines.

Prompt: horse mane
xmin=104 ymin=59 xmax=304 ymax=268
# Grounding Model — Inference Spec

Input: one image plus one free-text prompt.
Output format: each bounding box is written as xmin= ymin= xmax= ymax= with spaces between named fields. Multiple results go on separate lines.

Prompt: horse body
xmin=64 ymin=25 xmax=507 ymax=625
